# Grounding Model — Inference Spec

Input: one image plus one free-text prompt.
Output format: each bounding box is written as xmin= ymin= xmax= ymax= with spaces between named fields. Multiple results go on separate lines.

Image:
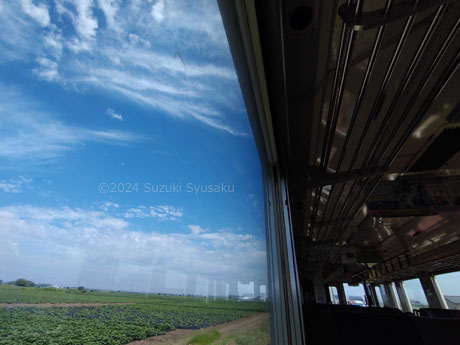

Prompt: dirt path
xmin=0 ymin=302 xmax=135 ymax=308
xmin=127 ymin=313 xmax=269 ymax=345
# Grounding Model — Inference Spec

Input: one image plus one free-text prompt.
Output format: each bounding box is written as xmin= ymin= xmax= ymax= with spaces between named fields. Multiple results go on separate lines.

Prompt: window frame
xmin=218 ymin=1 xmax=306 ymax=343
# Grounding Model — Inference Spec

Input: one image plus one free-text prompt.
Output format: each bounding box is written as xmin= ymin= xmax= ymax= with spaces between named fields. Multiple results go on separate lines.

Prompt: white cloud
xmin=128 ymin=33 xmax=151 ymax=48
xmin=0 ymin=0 xmax=248 ymax=136
xmin=100 ymin=201 xmax=120 ymax=211
xmin=124 ymin=206 xmax=147 ymax=219
xmin=85 ymin=129 xmax=135 ymax=141
xmin=0 ymin=176 xmax=32 ymax=193
xmin=0 ymin=87 xmax=143 ymax=161
xmin=54 ymin=0 xmax=98 ymax=52
xmin=0 ymin=205 xmax=268 ymax=290
xmin=150 ymin=205 xmax=183 ymax=221
xmin=188 ymin=224 xmax=208 ymax=236
xmin=97 ymin=0 xmax=121 ymax=30
xmin=110 ymin=48 xmax=236 ymax=80
xmin=69 ymin=0 xmax=98 ymax=40
xmin=124 ymin=205 xmax=183 ymax=221
xmin=0 ymin=3 xmax=42 ymax=62
xmin=156 ymin=1 xmax=227 ymax=45
xmin=106 ymin=108 xmax=123 ymax=121
xmin=151 ymin=0 xmax=165 ymax=23
xmin=34 ymin=57 xmax=59 ymax=81
xmin=20 ymin=0 xmax=50 ymax=27
xmin=83 ymin=80 xmax=245 ymax=136
xmin=87 ymin=68 xmax=196 ymax=97
xmin=43 ymin=31 xmax=64 ymax=59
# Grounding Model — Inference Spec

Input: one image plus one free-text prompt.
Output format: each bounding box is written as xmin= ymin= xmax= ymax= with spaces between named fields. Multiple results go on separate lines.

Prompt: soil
xmin=127 ymin=312 xmax=269 ymax=345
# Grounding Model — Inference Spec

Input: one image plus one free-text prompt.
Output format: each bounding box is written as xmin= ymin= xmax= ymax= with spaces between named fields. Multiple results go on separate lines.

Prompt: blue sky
xmin=0 ymin=0 xmax=267 ymax=295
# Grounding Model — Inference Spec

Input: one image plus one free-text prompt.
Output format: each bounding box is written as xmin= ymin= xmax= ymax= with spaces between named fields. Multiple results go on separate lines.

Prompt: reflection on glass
xmin=328 ymin=286 xmax=340 ymax=304
xmin=403 ymin=279 xmax=429 ymax=310
xmin=392 ymin=282 xmax=402 ymax=309
xmin=0 ymin=0 xmax=270 ymax=344
xmin=435 ymin=271 xmax=460 ymax=310
xmin=375 ymin=285 xmax=384 ymax=307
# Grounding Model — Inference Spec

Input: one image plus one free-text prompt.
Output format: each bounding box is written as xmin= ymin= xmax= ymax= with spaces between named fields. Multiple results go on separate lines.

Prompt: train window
xmin=0 ymin=1 xmax=271 ymax=344
xmin=344 ymin=284 xmax=367 ymax=306
xmin=375 ymin=285 xmax=384 ymax=307
xmin=403 ymin=279 xmax=429 ymax=310
xmin=435 ymin=271 xmax=460 ymax=310
xmin=391 ymin=282 xmax=403 ymax=310
xmin=328 ymin=286 xmax=340 ymax=304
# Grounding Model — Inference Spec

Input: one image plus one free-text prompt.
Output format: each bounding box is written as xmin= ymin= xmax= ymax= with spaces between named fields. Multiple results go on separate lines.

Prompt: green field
xmin=0 ymin=286 xmax=269 ymax=345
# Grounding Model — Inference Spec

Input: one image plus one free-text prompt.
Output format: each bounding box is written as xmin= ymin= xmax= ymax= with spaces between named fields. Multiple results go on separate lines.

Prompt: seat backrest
xmin=418 ymin=308 xmax=460 ymax=319
xmin=307 ymin=310 xmax=423 ymax=345
xmin=413 ymin=316 xmax=460 ymax=345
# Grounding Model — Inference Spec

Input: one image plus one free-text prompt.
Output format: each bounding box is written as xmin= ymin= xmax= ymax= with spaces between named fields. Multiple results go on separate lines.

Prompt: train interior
xmin=220 ymin=0 xmax=460 ymax=344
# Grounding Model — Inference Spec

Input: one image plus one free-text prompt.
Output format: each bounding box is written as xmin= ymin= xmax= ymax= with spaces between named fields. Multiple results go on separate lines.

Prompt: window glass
xmin=344 ymin=284 xmax=367 ymax=307
xmin=391 ymin=282 xmax=402 ymax=309
xmin=403 ymin=279 xmax=429 ymax=309
xmin=0 ymin=1 xmax=270 ymax=344
xmin=375 ymin=285 xmax=384 ymax=307
xmin=328 ymin=286 xmax=340 ymax=304
xmin=435 ymin=271 xmax=460 ymax=310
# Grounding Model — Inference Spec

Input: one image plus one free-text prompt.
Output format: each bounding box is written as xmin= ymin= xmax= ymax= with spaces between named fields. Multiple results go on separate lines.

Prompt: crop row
xmin=0 ymin=303 xmax=259 ymax=345
xmin=0 ymin=286 xmax=269 ymax=313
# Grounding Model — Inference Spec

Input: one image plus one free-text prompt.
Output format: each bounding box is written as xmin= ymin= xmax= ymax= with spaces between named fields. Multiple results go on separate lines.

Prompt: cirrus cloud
xmin=0 ymin=86 xmax=144 ymax=161
xmin=0 ymin=0 xmax=248 ymax=136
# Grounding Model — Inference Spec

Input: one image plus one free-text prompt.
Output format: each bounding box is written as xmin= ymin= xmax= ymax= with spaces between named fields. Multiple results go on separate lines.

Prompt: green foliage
xmin=0 ymin=286 xmax=269 ymax=345
xmin=14 ymin=279 xmax=34 ymax=287
xmin=215 ymin=318 xmax=270 ymax=345
xmin=188 ymin=330 xmax=221 ymax=345
xmin=233 ymin=319 xmax=270 ymax=345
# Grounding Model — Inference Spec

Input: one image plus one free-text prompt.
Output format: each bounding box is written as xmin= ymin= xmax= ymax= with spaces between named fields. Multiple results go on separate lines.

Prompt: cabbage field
xmin=0 ymin=286 xmax=269 ymax=345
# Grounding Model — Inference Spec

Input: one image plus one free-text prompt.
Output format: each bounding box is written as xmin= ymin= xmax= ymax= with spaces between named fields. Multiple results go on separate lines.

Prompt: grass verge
xmin=187 ymin=318 xmax=270 ymax=345
xmin=188 ymin=330 xmax=221 ymax=345
xmin=216 ymin=318 xmax=270 ymax=345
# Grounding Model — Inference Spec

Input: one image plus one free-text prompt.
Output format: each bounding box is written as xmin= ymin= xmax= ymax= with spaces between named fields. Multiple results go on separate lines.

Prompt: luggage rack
xmin=304 ymin=0 xmax=460 ymax=266
xmin=353 ymin=244 xmax=460 ymax=281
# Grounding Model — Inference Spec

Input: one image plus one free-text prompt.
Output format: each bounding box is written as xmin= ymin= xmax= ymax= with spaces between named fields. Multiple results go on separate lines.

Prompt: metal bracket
xmin=339 ymin=0 xmax=458 ymax=31
xmin=306 ymin=166 xmax=386 ymax=188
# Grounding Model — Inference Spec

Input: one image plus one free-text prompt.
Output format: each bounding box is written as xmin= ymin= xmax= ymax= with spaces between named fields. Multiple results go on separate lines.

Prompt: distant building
xmin=240 ymin=293 xmax=253 ymax=301
xmin=444 ymin=295 xmax=460 ymax=310
xmin=348 ymin=295 xmax=366 ymax=306
xmin=238 ymin=292 xmax=266 ymax=301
